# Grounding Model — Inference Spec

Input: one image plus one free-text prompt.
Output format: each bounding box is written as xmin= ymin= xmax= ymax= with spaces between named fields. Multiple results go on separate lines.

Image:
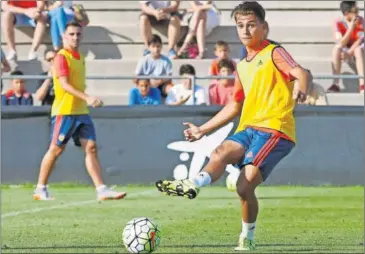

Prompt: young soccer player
xmin=33 ymin=21 xmax=127 ymax=201
xmin=156 ymin=1 xmax=311 ymax=251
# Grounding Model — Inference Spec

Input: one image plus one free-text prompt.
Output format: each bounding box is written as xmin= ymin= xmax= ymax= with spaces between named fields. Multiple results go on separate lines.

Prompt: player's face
xmin=235 ymin=14 xmax=266 ymax=47
xmin=137 ymin=80 xmax=150 ymax=97
xmin=149 ymin=43 xmax=162 ymax=58
xmin=63 ymin=26 xmax=83 ymax=49
xmin=12 ymin=79 xmax=25 ymax=92
xmin=215 ymin=47 xmax=229 ymax=59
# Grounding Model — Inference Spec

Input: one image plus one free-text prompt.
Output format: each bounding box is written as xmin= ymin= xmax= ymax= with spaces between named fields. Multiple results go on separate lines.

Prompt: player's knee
xmin=85 ymin=143 xmax=97 ymax=155
xmin=236 ymin=182 xmax=255 ymax=200
xmin=48 ymin=145 xmax=64 ymax=157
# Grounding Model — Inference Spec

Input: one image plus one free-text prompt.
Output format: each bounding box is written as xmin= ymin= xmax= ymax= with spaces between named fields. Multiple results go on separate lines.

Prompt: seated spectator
xmin=2 ymin=70 xmax=33 ymax=105
xmin=328 ymin=1 xmax=364 ymax=93
xmin=135 ymin=34 xmax=174 ymax=98
xmin=209 ymin=41 xmax=236 ymax=76
xmin=45 ymin=1 xmax=76 ymax=51
xmin=177 ymin=1 xmax=220 ymax=59
xmin=1 ymin=0 xmax=47 ymax=60
xmin=139 ymin=0 xmax=181 ymax=58
xmin=35 ymin=50 xmax=55 ymax=105
xmin=1 ymin=47 xmax=11 ymax=92
xmin=165 ymin=64 xmax=207 ymax=105
xmin=129 ymin=78 xmax=161 ymax=105
xmin=209 ymin=59 xmax=235 ymax=106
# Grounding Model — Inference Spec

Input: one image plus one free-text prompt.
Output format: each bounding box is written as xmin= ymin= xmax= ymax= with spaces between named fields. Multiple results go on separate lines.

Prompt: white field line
xmin=2 ymin=189 xmax=154 ymax=218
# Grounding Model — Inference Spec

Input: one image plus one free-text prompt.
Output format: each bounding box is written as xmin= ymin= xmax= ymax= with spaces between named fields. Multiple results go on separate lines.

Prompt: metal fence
xmin=1 ymin=74 xmax=364 ymax=105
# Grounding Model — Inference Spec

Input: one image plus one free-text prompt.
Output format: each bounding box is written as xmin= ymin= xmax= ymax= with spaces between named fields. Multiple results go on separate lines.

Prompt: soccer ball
xmin=122 ymin=217 xmax=161 ymax=253
xmin=226 ymin=172 xmax=239 ymax=192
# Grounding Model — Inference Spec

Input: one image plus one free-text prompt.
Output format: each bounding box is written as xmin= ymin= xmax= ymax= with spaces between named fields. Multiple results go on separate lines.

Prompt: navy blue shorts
xmin=50 ymin=115 xmax=96 ymax=147
xmin=226 ymin=127 xmax=295 ymax=181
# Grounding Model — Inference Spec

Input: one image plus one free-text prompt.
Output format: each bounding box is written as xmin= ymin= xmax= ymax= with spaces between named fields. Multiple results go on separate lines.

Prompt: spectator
xmin=209 ymin=40 xmax=236 ymax=76
xmin=166 ymin=64 xmax=207 ymax=105
xmin=45 ymin=1 xmax=76 ymax=51
xmin=209 ymin=59 xmax=235 ymax=106
xmin=129 ymin=78 xmax=161 ymax=105
xmin=35 ymin=50 xmax=56 ymax=105
xmin=139 ymin=0 xmax=181 ymax=59
xmin=1 ymin=0 xmax=47 ymax=61
xmin=328 ymin=1 xmax=364 ymax=93
xmin=1 ymin=47 xmax=11 ymax=92
xmin=1 ymin=70 xmax=33 ymax=106
xmin=178 ymin=1 xmax=220 ymax=59
xmin=135 ymin=34 xmax=174 ymax=98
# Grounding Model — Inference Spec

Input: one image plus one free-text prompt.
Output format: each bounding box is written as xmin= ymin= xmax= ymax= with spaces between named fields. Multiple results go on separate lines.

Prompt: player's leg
xmin=75 ymin=116 xmax=127 ymax=200
xmin=235 ymin=130 xmax=295 ymax=251
xmin=34 ymin=116 xmax=73 ymax=200
xmin=156 ymin=130 xmax=248 ymax=199
xmin=354 ymin=44 xmax=364 ymax=93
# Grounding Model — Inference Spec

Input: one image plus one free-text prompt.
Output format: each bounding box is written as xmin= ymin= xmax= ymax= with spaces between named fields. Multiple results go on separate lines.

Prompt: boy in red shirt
xmin=328 ymin=1 xmax=364 ymax=93
xmin=209 ymin=59 xmax=235 ymax=105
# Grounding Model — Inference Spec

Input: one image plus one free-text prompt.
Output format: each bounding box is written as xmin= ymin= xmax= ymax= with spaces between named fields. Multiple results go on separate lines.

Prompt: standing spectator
xmin=1 ymin=70 xmax=33 ymax=106
xmin=1 ymin=47 xmax=11 ymax=92
xmin=209 ymin=41 xmax=236 ymax=76
xmin=45 ymin=1 xmax=76 ymax=51
xmin=166 ymin=64 xmax=207 ymax=105
xmin=129 ymin=78 xmax=161 ymax=106
xmin=135 ymin=34 xmax=173 ymax=98
xmin=139 ymin=0 xmax=181 ymax=58
xmin=1 ymin=0 xmax=47 ymax=61
xmin=35 ymin=50 xmax=56 ymax=105
xmin=328 ymin=1 xmax=364 ymax=93
xmin=209 ymin=59 xmax=235 ymax=106
xmin=178 ymin=1 xmax=220 ymax=59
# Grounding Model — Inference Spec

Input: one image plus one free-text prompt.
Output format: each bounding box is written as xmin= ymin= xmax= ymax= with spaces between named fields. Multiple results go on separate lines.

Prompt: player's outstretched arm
xmin=184 ymin=101 xmax=242 ymax=142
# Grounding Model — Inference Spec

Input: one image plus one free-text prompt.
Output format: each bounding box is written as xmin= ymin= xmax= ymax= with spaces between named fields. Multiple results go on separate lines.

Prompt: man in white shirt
xmin=139 ymin=0 xmax=181 ymax=59
xmin=165 ymin=64 xmax=208 ymax=106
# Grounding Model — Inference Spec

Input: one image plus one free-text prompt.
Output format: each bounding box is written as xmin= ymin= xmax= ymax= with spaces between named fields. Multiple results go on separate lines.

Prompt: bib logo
xmin=167 ymin=122 xmax=240 ymax=180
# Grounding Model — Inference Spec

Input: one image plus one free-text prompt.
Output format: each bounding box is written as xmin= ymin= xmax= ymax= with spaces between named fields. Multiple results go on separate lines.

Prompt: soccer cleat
xmin=234 ymin=235 xmax=256 ymax=251
xmin=33 ymin=187 xmax=54 ymax=201
xmin=155 ymin=179 xmax=199 ymax=199
xmin=97 ymin=187 xmax=127 ymax=201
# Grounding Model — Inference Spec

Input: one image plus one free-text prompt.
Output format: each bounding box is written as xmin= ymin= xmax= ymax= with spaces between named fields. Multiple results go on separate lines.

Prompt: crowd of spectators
xmin=0 ymin=0 xmax=363 ymax=108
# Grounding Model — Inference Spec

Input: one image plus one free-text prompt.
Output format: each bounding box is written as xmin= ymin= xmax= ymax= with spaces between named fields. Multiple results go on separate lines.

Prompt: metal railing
xmin=1 ymin=74 xmax=364 ymax=105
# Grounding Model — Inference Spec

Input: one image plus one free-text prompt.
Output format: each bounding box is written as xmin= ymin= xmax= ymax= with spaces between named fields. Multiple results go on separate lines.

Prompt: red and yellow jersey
xmin=233 ymin=40 xmax=299 ymax=143
xmin=51 ymin=49 xmax=88 ymax=116
xmin=334 ymin=16 xmax=364 ymax=47
xmin=8 ymin=0 xmax=37 ymax=8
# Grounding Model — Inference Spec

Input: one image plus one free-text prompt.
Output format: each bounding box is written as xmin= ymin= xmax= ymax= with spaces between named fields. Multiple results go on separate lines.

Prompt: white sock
xmin=96 ymin=185 xmax=107 ymax=192
xmin=36 ymin=184 xmax=47 ymax=189
xmin=241 ymin=220 xmax=256 ymax=240
xmin=189 ymin=172 xmax=211 ymax=188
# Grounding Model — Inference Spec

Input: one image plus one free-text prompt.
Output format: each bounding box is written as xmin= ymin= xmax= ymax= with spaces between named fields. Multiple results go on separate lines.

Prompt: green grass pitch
xmin=1 ymin=185 xmax=364 ymax=253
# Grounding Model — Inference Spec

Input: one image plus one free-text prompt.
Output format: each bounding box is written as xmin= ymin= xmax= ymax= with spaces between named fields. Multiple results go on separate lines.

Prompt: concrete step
xmin=3 ymin=25 xmax=334 ymax=44
xmin=86 ymin=9 xmax=346 ymax=26
xmin=1 ymin=43 xmax=337 ymax=61
xmin=79 ymin=1 xmax=364 ymax=10
xmin=3 ymin=59 xmax=359 ymax=94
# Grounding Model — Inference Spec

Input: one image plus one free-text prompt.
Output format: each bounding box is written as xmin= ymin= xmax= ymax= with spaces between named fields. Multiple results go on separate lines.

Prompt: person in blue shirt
xmin=129 ymin=78 xmax=162 ymax=106
xmin=2 ymin=70 xmax=33 ymax=106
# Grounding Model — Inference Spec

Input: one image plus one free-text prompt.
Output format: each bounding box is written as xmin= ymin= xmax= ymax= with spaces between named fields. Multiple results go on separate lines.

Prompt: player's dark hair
xmin=148 ymin=34 xmax=162 ymax=46
xmin=65 ymin=21 xmax=82 ymax=30
xmin=231 ymin=1 xmax=266 ymax=23
xmin=218 ymin=59 xmax=235 ymax=73
xmin=179 ymin=64 xmax=196 ymax=76
xmin=340 ymin=1 xmax=357 ymax=14
xmin=10 ymin=70 xmax=24 ymax=76
xmin=215 ymin=40 xmax=229 ymax=50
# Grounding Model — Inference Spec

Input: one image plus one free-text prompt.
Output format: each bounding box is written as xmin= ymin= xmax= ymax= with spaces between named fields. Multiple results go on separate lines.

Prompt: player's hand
xmin=293 ymin=89 xmax=307 ymax=104
xmin=87 ymin=96 xmax=103 ymax=108
xmin=183 ymin=122 xmax=204 ymax=142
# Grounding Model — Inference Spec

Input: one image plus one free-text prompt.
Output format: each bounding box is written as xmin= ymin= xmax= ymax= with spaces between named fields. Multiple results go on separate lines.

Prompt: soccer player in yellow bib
xmin=156 ymin=1 xmax=312 ymax=251
xmin=33 ymin=22 xmax=126 ymax=201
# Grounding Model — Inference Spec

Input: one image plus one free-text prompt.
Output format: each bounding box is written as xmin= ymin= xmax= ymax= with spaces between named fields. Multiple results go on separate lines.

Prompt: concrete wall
xmin=1 ymin=106 xmax=364 ymax=186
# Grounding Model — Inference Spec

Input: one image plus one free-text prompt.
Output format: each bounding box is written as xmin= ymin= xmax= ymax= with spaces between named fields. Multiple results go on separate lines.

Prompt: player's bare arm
xmin=184 ymin=101 xmax=242 ymax=142
xmin=291 ymin=67 xmax=312 ymax=103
